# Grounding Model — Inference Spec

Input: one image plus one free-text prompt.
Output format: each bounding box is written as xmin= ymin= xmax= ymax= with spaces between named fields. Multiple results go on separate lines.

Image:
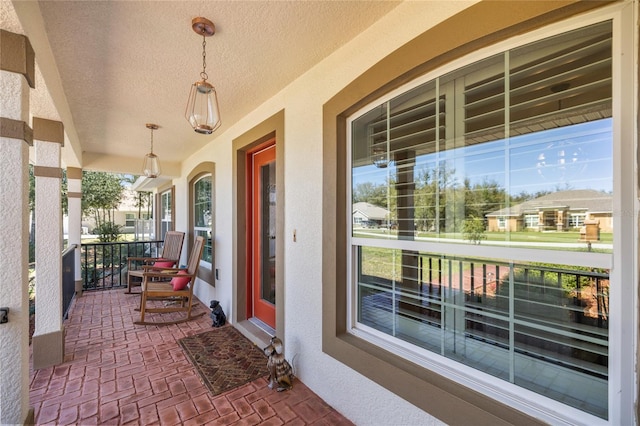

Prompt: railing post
xmin=482 ymin=263 xmax=487 ymax=301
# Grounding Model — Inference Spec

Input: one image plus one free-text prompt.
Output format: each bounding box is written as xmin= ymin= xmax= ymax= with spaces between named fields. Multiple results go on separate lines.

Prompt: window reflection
xmin=194 ymin=175 xmax=213 ymax=263
xmin=351 ymin=22 xmax=612 ymax=252
xmin=349 ymin=21 xmax=613 ymax=419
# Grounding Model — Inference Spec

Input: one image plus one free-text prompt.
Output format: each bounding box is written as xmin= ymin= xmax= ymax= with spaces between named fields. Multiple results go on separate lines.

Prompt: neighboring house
xmin=108 ymin=188 xmax=153 ymax=236
xmin=352 ymin=201 xmax=390 ymax=228
xmin=486 ymin=189 xmax=613 ymax=233
xmin=62 ymin=188 xmax=153 ymax=237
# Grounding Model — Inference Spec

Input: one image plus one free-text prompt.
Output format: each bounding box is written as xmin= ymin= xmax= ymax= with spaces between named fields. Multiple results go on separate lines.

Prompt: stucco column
xmin=556 ymin=209 xmax=565 ymax=231
xmin=67 ymin=167 xmax=83 ymax=295
xmin=537 ymin=210 xmax=544 ymax=232
xmin=32 ymin=117 xmax=65 ymax=369
xmin=0 ymin=30 xmax=35 ymax=426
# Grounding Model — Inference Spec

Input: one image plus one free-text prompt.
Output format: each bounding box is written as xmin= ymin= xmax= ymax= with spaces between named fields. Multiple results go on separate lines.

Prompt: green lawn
xmin=481 ymin=231 xmax=612 ymax=244
xmin=354 ymin=228 xmax=612 ymax=243
xmin=353 ymin=228 xmax=612 ymax=254
xmin=360 ymin=246 xmax=467 ymax=282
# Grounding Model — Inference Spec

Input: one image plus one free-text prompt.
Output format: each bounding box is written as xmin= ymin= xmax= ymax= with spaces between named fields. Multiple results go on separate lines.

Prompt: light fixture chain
xmin=201 ymin=35 xmax=208 ymax=81
xmin=150 ymin=128 xmax=154 ymax=154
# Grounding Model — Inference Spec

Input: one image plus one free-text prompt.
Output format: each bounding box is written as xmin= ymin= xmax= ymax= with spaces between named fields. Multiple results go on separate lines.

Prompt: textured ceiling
xmin=7 ymin=0 xmax=401 ymax=174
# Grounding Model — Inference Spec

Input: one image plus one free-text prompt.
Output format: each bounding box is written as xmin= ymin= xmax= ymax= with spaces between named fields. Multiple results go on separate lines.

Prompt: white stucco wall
xmin=176 ymin=2 xmax=477 ymax=424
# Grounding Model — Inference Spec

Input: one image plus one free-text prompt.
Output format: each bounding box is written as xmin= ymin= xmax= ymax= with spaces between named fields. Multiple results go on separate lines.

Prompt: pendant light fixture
xmin=371 ymin=104 xmax=393 ymax=169
xmin=372 ymin=146 xmax=391 ymax=169
xmin=185 ymin=17 xmax=221 ymax=134
xmin=142 ymin=123 xmax=161 ymax=178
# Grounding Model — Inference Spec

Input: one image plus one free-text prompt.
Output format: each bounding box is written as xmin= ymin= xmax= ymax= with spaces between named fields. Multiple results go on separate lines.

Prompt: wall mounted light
xmin=185 ymin=17 xmax=221 ymax=135
xmin=142 ymin=123 xmax=161 ymax=178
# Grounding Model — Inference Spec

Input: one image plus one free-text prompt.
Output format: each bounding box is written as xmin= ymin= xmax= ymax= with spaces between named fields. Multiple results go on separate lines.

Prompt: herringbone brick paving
xmin=29 ymin=289 xmax=353 ymax=425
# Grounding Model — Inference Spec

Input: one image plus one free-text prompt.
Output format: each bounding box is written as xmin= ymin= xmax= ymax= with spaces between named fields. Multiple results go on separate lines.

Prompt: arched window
xmin=192 ymin=174 xmax=213 ymax=264
xmin=158 ymin=186 xmax=174 ymax=240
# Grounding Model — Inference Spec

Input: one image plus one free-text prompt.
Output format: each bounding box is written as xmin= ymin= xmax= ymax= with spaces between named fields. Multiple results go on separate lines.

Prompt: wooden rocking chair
xmin=134 ymin=236 xmax=206 ymax=326
xmin=125 ymin=230 xmax=185 ymax=294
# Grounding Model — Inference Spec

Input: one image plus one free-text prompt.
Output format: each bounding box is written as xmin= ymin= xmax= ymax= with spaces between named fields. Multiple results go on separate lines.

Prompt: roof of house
xmin=486 ymin=189 xmax=612 ymax=217
xmin=352 ymin=202 xmax=390 ymax=220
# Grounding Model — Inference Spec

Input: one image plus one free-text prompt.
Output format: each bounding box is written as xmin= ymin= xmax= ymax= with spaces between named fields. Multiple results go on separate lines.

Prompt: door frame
xmin=232 ymin=110 xmax=285 ymax=339
xmin=246 ymin=139 xmax=276 ymax=328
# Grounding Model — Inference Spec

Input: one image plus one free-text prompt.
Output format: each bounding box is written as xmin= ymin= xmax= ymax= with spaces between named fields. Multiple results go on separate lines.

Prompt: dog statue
xmin=263 ymin=336 xmax=293 ymax=392
xmin=209 ymin=300 xmax=226 ymax=327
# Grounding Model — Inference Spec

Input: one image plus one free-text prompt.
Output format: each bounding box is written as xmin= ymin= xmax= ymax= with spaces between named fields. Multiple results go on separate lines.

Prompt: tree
xmin=414 ymin=164 xmax=459 ymax=233
xmin=136 ymin=191 xmax=152 ymax=219
xmin=81 ymin=171 xmax=126 ymax=230
xmin=463 ymin=216 xmax=487 ymax=244
xmin=94 ymin=221 xmax=123 ymax=242
xmin=122 ymin=175 xmax=153 ymax=220
xmin=353 ymin=182 xmax=388 ymax=207
xmin=464 ymin=178 xmax=507 ymax=222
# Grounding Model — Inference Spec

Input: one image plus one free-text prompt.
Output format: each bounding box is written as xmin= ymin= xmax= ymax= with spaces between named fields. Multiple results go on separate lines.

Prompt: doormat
xmin=178 ymin=326 xmax=269 ymax=396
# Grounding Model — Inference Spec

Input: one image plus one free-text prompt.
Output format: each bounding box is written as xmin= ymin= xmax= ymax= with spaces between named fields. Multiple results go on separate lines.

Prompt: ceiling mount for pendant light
xmin=142 ymin=123 xmax=161 ymax=178
xmin=185 ymin=17 xmax=221 ymax=135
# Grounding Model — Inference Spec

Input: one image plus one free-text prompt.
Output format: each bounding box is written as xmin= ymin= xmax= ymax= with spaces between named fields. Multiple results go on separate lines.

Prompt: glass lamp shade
xmin=185 ymin=80 xmax=221 ymax=134
xmin=142 ymin=153 xmax=161 ymax=178
xmin=371 ymin=146 xmax=391 ymax=168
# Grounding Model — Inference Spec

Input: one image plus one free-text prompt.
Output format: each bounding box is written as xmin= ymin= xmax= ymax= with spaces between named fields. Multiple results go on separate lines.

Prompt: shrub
xmin=95 ymin=221 xmax=122 ymax=242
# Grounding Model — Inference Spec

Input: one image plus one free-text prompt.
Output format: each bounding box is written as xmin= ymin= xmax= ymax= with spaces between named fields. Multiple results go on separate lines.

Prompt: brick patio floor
xmin=29 ymin=289 xmax=353 ymax=425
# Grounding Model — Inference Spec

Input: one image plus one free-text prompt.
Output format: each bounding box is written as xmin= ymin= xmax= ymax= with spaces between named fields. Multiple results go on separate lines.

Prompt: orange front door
xmin=249 ymin=142 xmax=276 ymax=328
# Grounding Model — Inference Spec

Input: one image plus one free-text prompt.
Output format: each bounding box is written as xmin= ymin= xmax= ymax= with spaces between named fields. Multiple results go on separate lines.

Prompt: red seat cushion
xmin=171 ymin=270 xmax=191 ymax=291
xmin=153 ymin=260 xmax=175 ymax=268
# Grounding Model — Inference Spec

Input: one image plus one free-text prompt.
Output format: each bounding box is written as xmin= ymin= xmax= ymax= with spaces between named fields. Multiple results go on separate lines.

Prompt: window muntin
xmin=193 ymin=175 xmax=213 ymax=263
xmin=349 ymin=21 xmax=614 ymax=420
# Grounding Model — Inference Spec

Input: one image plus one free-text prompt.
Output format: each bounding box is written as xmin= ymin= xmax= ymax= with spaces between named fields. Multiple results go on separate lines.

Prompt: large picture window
xmin=348 ymin=19 xmax=620 ymax=421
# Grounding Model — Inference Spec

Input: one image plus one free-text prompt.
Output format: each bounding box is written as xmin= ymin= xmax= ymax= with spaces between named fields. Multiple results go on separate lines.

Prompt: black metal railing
xmin=81 ymin=240 xmax=165 ymax=291
xmin=358 ymin=250 xmax=610 ymax=378
xmin=62 ymin=244 xmax=77 ymax=319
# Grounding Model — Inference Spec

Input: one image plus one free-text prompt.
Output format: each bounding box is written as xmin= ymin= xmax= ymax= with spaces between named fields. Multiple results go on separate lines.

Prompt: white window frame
xmin=497 ymin=216 xmax=506 ymax=229
xmin=569 ymin=212 xmax=586 ymax=228
xmin=125 ymin=213 xmax=135 ymax=227
xmin=524 ymin=214 xmax=538 ymax=229
xmin=346 ymin=4 xmax=637 ymax=425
